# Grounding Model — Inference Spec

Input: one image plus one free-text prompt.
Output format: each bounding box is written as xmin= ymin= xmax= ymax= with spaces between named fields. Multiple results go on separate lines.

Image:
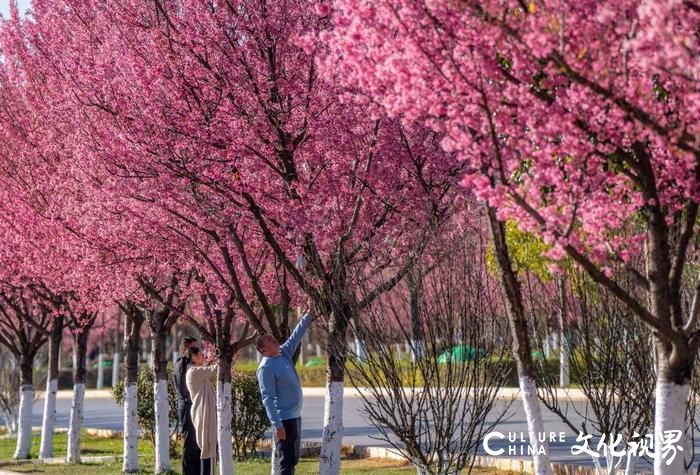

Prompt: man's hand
xmin=276 ymin=426 xmax=286 ymax=441
xmin=305 ymin=300 xmax=320 ymax=321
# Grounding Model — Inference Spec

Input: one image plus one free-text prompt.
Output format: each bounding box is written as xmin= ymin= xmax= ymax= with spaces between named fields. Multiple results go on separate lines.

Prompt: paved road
xmin=27 ymin=392 xmax=664 ymax=470
xmin=31 ymin=394 xmax=578 ymax=444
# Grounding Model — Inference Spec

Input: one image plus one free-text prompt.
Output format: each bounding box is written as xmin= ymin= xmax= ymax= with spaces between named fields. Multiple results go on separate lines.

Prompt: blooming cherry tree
xmin=327 ymin=1 xmax=699 ymax=473
xmin=3 ymin=3 xmax=461 ymax=474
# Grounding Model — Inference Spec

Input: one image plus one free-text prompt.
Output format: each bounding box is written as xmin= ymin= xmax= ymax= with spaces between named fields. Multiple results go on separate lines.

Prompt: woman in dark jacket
xmin=173 ymin=336 xmax=201 ymax=475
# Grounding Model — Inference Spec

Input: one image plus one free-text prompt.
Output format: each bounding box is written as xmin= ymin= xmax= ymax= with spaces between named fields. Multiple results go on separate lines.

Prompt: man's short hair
xmin=180 ymin=336 xmax=198 ymax=352
xmin=256 ymin=334 xmax=274 ymax=353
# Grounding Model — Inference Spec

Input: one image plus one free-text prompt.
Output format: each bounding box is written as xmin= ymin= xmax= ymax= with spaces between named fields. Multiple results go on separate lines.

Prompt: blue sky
xmin=0 ymin=0 xmax=31 ymax=18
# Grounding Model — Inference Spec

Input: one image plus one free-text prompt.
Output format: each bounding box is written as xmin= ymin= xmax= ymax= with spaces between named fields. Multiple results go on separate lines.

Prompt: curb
xmin=56 ymin=389 xmax=114 ymax=400
xmin=300 ymin=386 xmax=589 ymax=401
xmin=38 ymin=387 xmax=589 ymax=401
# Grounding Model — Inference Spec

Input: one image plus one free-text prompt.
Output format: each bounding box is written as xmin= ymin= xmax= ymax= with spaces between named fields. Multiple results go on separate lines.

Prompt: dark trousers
xmin=277 ymin=417 xmax=302 ymax=475
xmin=201 ymin=457 xmax=213 ymax=475
xmin=179 ymin=405 xmax=202 ymax=475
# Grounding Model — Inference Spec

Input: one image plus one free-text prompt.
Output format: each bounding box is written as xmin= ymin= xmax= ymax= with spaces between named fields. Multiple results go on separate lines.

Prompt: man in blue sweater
xmin=256 ymin=312 xmax=315 ymax=475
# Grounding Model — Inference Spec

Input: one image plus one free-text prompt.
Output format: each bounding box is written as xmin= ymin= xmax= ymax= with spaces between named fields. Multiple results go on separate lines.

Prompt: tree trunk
xmin=67 ymin=331 xmax=88 ymax=463
xmin=112 ymin=351 xmax=120 ymax=388
xmin=217 ymin=354 xmax=234 ymax=475
xmin=14 ymin=355 xmax=34 ymax=460
xmin=72 ymin=340 xmax=77 ymax=372
xmin=154 ymin=379 xmax=169 ymax=474
xmin=624 ymin=454 xmax=638 ymax=475
xmin=270 ymin=427 xmax=281 ymax=475
xmin=487 ymin=208 xmax=551 ymax=475
xmin=559 ymin=326 xmax=570 ymax=388
xmin=354 ymin=336 xmax=367 ymax=362
xmin=66 ymin=383 xmax=85 ymax=463
xmin=2 ymin=408 xmax=18 ymax=435
xmin=123 ymin=310 xmax=142 ymax=473
xmin=653 ymin=344 xmax=691 ymax=475
xmin=123 ymin=383 xmax=138 ymax=472
xmin=152 ymin=321 xmax=172 ymax=474
xmin=407 ymin=268 xmax=424 ymax=361
xmin=558 ymin=279 xmax=570 ymax=388
xmin=40 ymin=315 xmax=63 ymax=459
xmin=319 ymin=312 xmax=348 ymax=475
xmin=96 ymin=351 xmax=104 ymax=389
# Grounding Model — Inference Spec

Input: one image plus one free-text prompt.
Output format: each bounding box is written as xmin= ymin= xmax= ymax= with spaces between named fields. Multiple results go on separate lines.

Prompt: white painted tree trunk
xmin=518 ymin=376 xmax=552 ymax=475
xmin=2 ymin=408 xmax=18 ymax=435
xmin=217 ymin=380 xmax=233 ymax=475
xmin=590 ymin=451 xmax=603 ymax=474
xmin=172 ymin=351 xmax=179 ymax=365
xmin=624 ymin=453 xmax=638 ymax=475
xmin=559 ymin=328 xmax=570 ymax=388
xmin=395 ymin=343 xmax=402 ymax=360
xmin=552 ymin=331 xmax=560 ymax=351
xmin=39 ymin=378 xmax=59 ymax=459
xmin=354 ymin=337 xmax=367 ymax=362
xmin=112 ymin=352 xmax=120 ymax=387
xmin=319 ymin=381 xmax=344 ymax=475
xmin=13 ymin=385 xmax=33 ymax=459
xmin=602 ymin=444 xmax=622 ymax=475
xmin=97 ymin=353 xmax=104 ymax=389
xmin=654 ymin=382 xmax=690 ymax=475
xmin=66 ymin=383 xmax=85 ymax=463
xmin=122 ymin=382 xmax=139 ymax=473
xmin=154 ymin=379 xmax=170 ymax=474
xmin=270 ymin=427 xmax=281 ymax=475
xmin=415 ymin=465 xmax=430 ymax=475
xmin=147 ymin=353 xmax=154 ymax=369
xmin=409 ymin=339 xmax=424 ymax=361
xmin=8 ymin=410 xmax=18 ymax=435
xmin=315 ymin=344 xmax=322 ymax=356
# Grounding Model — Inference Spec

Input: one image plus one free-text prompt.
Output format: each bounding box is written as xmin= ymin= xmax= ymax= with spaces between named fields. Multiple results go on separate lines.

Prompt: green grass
xmin=0 ymin=456 xmax=515 ymax=474
xmin=0 ymin=431 xmax=152 ymax=461
xmin=0 ymin=433 xmax=517 ymax=474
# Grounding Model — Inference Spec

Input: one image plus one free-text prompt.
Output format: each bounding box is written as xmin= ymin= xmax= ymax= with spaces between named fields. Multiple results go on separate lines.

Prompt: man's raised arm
xmin=280 ymin=313 xmax=314 ymax=356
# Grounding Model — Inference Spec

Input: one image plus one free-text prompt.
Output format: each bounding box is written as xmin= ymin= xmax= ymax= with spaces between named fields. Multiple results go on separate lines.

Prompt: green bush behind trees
xmin=231 ymin=371 xmax=268 ymax=460
xmin=113 ymin=366 xmax=178 ymax=446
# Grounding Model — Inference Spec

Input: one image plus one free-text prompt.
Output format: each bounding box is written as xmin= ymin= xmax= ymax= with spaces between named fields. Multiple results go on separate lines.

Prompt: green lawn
xmin=0 ymin=432 xmax=517 ymax=474
xmin=0 ymin=431 xmax=152 ymax=461
xmin=1 ymin=456 xmax=416 ymax=474
xmin=0 ymin=457 xmax=516 ymax=474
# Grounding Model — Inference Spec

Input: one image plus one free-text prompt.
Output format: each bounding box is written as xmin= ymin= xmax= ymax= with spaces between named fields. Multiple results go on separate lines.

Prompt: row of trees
xmin=0 ymin=1 xmax=696 ymax=474
xmin=0 ymin=1 xmax=456 ymax=474
xmin=0 ymin=219 xmax=670 ymax=475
